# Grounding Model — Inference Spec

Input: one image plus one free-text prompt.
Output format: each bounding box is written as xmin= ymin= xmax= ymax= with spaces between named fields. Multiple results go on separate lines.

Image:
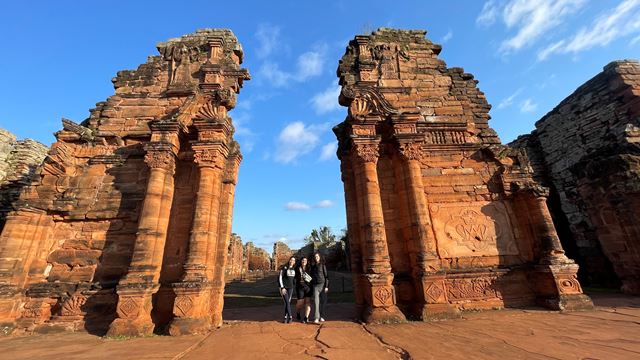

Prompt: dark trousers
xmin=282 ymin=288 xmax=294 ymax=318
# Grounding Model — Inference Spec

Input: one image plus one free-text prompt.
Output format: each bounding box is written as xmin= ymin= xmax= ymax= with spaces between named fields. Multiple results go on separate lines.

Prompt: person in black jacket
xmin=294 ymin=257 xmax=312 ymax=323
xmin=278 ymin=256 xmax=297 ymax=323
xmin=310 ymin=252 xmax=329 ymax=324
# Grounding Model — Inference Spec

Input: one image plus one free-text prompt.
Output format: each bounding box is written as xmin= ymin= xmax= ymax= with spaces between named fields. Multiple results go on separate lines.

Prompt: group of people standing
xmin=278 ymin=253 xmax=329 ymax=324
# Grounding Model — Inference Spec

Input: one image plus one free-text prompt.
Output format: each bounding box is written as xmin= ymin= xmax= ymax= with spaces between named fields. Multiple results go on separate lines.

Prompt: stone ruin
xmin=0 ymin=130 xmax=49 ymax=230
xmin=244 ymin=242 xmax=271 ymax=271
xmin=4 ymin=26 xmax=636 ymax=336
xmin=511 ymin=60 xmax=640 ymax=294
xmin=0 ymin=29 xmax=249 ymax=336
xmin=334 ymin=29 xmax=592 ymax=322
xmin=272 ymin=241 xmax=294 ymax=270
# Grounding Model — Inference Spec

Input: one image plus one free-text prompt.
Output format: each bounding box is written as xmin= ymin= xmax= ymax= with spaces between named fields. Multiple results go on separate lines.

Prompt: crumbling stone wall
xmin=244 ymin=242 xmax=270 ymax=271
xmin=272 ymin=241 xmax=293 ymax=270
xmin=0 ymin=29 xmax=249 ymax=336
xmin=511 ymin=60 xmax=640 ymax=294
xmin=335 ymin=28 xmax=591 ymax=323
xmin=0 ymin=130 xmax=48 ymax=231
xmin=292 ymin=241 xmax=348 ymax=270
xmin=225 ymin=233 xmax=246 ymax=279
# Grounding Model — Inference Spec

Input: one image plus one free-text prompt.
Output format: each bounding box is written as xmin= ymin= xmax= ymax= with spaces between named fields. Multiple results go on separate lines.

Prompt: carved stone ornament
xmin=350 ymin=97 xmax=373 ymax=118
xmin=60 ymin=294 xmax=88 ymax=316
xmin=341 ymin=86 xmax=399 ymax=117
xmin=398 ymin=142 xmax=423 ymax=161
xmin=374 ymin=287 xmax=393 ymax=306
xmin=557 ymin=274 xmax=583 ymax=295
xmin=116 ymin=297 xmax=141 ymax=319
xmin=195 ymin=101 xmax=227 ymax=120
xmin=446 ymin=277 xmax=500 ymax=301
xmin=174 ymin=295 xmax=194 ymax=317
xmin=353 ymin=143 xmax=380 ymax=163
xmin=144 ymin=151 xmax=176 ymax=172
xmin=194 ymin=148 xmax=224 ymax=168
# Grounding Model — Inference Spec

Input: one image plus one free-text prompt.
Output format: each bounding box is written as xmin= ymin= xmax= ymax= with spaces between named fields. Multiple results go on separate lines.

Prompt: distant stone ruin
xmin=511 ymin=60 xmax=640 ymax=294
xmin=334 ymin=29 xmax=592 ymax=322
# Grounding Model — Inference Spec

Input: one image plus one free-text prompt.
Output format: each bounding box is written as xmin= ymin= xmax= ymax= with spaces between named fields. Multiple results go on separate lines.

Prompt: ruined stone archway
xmin=0 ymin=30 xmax=249 ymax=336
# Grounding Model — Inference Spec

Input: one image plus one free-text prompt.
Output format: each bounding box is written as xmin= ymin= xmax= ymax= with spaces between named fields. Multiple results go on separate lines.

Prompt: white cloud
xmin=441 ymin=30 xmax=453 ymax=43
xmin=314 ymin=200 xmax=335 ymax=208
xmin=311 ymin=85 xmax=341 ymax=114
xmin=319 ymin=141 xmax=338 ymax=161
xmin=477 ymin=0 xmax=500 ymax=27
xmin=520 ymin=98 xmax=538 ymax=113
xmin=497 ymin=88 xmax=523 ymax=109
xmin=255 ymin=23 xmax=281 ymax=59
xmin=275 ymin=121 xmax=329 ymax=163
xmin=632 ymin=34 xmax=640 ymax=46
xmin=285 ymin=202 xmax=311 ymax=211
xmin=537 ymin=0 xmax=640 ymax=60
xmin=500 ymin=0 xmax=586 ymax=53
xmin=258 ymin=44 xmax=327 ymax=88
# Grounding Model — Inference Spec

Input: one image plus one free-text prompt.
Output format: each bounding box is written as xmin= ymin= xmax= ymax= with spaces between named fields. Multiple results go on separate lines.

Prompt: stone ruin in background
xmin=511 ymin=60 xmax=640 ymax=295
xmin=334 ymin=29 xmax=593 ymax=322
xmin=0 ymin=29 xmax=249 ymax=336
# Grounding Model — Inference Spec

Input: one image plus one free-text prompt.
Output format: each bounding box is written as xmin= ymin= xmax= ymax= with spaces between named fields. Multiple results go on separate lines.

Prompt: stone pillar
xmin=340 ymin=157 xmax=365 ymax=317
xmin=352 ymin=141 xmax=405 ymax=323
xmin=524 ymin=189 xmax=594 ymax=311
xmin=396 ymin=141 xmax=459 ymax=319
xmin=209 ymin=151 xmax=241 ymax=327
xmin=169 ymin=143 xmax=226 ymax=335
xmin=108 ymin=144 xmax=177 ymax=337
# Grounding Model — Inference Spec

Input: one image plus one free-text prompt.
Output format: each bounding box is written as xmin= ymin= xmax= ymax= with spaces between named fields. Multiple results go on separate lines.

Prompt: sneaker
xmin=313 ymin=319 xmax=320 ymax=324
xmin=319 ymin=318 xmax=325 ymax=322
xmin=303 ymin=317 xmax=308 ymax=324
xmin=283 ymin=318 xmax=289 ymax=324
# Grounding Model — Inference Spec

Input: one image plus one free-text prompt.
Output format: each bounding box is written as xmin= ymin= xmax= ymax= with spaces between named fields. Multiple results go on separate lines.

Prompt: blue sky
xmin=1 ymin=1 xmax=639 ymax=252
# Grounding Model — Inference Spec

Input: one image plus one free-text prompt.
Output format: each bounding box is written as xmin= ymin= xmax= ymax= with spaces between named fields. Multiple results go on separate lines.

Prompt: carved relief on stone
xmin=193 ymin=148 xmax=225 ymax=168
xmin=21 ymin=301 xmax=48 ymax=319
xmin=397 ymin=142 xmax=423 ymax=161
xmin=446 ymin=277 xmax=501 ymax=301
xmin=174 ymin=295 xmax=194 ymax=317
xmin=144 ymin=151 xmax=176 ymax=173
xmin=424 ymin=280 xmax=446 ymax=303
xmin=350 ymin=97 xmax=372 ymax=118
xmin=372 ymin=286 xmax=393 ymax=307
xmin=425 ymin=130 xmax=467 ymax=145
xmin=351 ymin=125 xmax=376 ymax=136
xmin=557 ymin=274 xmax=583 ymax=295
xmin=430 ymin=201 xmax=518 ymax=258
xmin=393 ymin=123 xmax=417 ymax=135
xmin=116 ymin=297 xmax=141 ymax=320
xmin=60 ymin=294 xmax=87 ymax=316
xmin=352 ymin=143 xmax=380 ymax=164
xmin=195 ymin=102 xmax=227 ymax=121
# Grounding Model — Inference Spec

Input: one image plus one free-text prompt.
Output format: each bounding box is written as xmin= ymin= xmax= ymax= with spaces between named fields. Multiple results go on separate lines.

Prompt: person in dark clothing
xmin=278 ymin=256 xmax=297 ymax=323
xmin=310 ymin=252 xmax=329 ymax=324
xmin=295 ymin=257 xmax=313 ymax=323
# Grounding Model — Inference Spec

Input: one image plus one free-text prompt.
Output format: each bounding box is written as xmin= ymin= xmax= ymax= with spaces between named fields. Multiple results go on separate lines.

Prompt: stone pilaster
xmin=108 ymin=139 xmax=178 ymax=337
xmin=168 ymin=142 xmax=226 ymax=335
xmin=522 ymin=188 xmax=594 ymax=311
xmin=352 ymin=141 xmax=405 ymax=323
xmin=209 ymin=150 xmax=241 ymax=327
xmin=340 ymin=156 xmax=365 ymax=317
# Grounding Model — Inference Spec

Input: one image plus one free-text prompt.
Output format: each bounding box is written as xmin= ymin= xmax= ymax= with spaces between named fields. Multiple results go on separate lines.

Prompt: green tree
xmin=305 ymin=226 xmax=336 ymax=244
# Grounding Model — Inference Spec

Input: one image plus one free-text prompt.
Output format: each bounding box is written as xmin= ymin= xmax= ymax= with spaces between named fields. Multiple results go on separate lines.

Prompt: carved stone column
xmin=521 ymin=187 xmax=594 ymax=311
xmin=352 ymin=141 xmax=405 ymax=323
xmin=340 ymin=156 xmax=365 ymax=317
xmin=396 ymin=141 xmax=458 ymax=319
xmin=169 ymin=143 xmax=226 ymax=335
xmin=209 ymin=150 xmax=241 ymax=328
xmin=108 ymin=143 xmax=177 ymax=337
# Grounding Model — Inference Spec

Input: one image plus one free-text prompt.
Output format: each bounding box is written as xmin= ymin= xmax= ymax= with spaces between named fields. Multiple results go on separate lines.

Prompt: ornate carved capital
xmin=144 ymin=151 xmax=176 ymax=173
xmin=194 ymin=148 xmax=225 ymax=168
xmin=353 ymin=143 xmax=380 ymax=164
xmin=510 ymin=181 xmax=549 ymax=198
xmin=397 ymin=142 xmax=423 ymax=161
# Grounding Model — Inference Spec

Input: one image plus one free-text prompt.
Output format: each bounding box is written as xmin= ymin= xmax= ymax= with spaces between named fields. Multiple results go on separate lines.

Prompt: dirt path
xmin=1 ymin=294 xmax=638 ymax=360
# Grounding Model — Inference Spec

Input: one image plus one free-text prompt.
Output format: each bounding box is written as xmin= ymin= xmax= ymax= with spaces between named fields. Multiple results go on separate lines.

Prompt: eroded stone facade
xmin=0 ymin=130 xmax=48 ymax=231
xmin=272 ymin=241 xmax=294 ymax=270
xmin=225 ymin=233 xmax=246 ymax=280
xmin=244 ymin=242 xmax=271 ymax=271
xmin=0 ymin=29 xmax=248 ymax=336
xmin=511 ymin=60 xmax=640 ymax=294
xmin=334 ymin=29 xmax=592 ymax=323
